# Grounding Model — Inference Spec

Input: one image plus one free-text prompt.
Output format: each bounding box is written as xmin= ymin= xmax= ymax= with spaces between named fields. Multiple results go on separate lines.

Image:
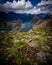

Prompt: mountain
xmin=33 ymin=19 xmax=52 ymax=31
xmin=0 ymin=12 xmax=34 ymax=22
xmin=0 ymin=0 xmax=52 ymax=32
xmin=30 ymin=14 xmax=52 ymax=26
xmin=0 ymin=12 xmax=52 ymax=32
xmin=0 ymin=0 xmax=52 ymax=22
xmin=0 ymin=19 xmax=25 ymax=32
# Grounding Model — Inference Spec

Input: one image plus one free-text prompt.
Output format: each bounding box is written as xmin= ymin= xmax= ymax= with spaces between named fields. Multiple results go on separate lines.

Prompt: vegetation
xmin=0 ymin=27 xmax=52 ymax=65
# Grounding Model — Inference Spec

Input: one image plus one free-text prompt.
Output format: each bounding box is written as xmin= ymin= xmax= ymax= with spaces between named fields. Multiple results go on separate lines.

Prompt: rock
xmin=37 ymin=51 xmax=46 ymax=62
xmin=28 ymin=41 xmax=39 ymax=48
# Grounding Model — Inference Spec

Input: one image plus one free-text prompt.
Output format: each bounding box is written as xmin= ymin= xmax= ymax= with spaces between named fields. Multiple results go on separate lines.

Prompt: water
xmin=20 ymin=22 xmax=32 ymax=32
xmin=1 ymin=21 xmax=32 ymax=32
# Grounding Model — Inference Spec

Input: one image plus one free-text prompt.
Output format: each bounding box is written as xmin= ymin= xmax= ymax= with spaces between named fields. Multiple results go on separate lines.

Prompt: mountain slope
xmin=33 ymin=19 xmax=52 ymax=30
xmin=0 ymin=12 xmax=34 ymax=22
xmin=0 ymin=19 xmax=24 ymax=32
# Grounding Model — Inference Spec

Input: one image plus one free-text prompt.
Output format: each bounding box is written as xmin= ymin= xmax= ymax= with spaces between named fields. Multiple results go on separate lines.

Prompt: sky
xmin=0 ymin=0 xmax=52 ymax=14
xmin=0 ymin=0 xmax=41 ymax=6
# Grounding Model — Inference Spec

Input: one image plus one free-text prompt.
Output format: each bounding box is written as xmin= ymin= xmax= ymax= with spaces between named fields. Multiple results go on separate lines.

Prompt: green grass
xmin=0 ymin=28 xmax=52 ymax=65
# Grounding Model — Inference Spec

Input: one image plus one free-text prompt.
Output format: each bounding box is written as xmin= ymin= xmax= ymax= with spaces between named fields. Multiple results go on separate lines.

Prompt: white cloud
xmin=0 ymin=0 xmax=33 ymax=13
xmin=25 ymin=0 xmax=33 ymax=9
xmin=2 ymin=0 xmax=33 ymax=10
xmin=0 ymin=0 xmax=52 ymax=14
xmin=37 ymin=0 xmax=52 ymax=6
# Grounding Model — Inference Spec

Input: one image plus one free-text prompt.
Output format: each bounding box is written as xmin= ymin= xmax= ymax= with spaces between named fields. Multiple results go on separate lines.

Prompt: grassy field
xmin=0 ymin=26 xmax=52 ymax=65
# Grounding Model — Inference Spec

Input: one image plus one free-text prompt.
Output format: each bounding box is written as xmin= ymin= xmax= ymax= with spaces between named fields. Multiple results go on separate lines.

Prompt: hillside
xmin=33 ymin=19 xmax=52 ymax=30
xmin=0 ymin=19 xmax=52 ymax=65
xmin=0 ymin=19 xmax=25 ymax=32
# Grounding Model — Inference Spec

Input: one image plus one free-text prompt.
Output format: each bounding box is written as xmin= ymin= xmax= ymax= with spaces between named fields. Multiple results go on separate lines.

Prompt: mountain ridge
xmin=33 ymin=19 xmax=52 ymax=31
xmin=0 ymin=12 xmax=52 ymax=22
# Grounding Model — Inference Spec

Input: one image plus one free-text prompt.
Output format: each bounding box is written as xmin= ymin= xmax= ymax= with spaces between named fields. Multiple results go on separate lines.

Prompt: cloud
xmin=0 ymin=0 xmax=34 ymax=14
xmin=37 ymin=0 xmax=52 ymax=6
xmin=0 ymin=0 xmax=52 ymax=14
xmin=1 ymin=0 xmax=33 ymax=10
